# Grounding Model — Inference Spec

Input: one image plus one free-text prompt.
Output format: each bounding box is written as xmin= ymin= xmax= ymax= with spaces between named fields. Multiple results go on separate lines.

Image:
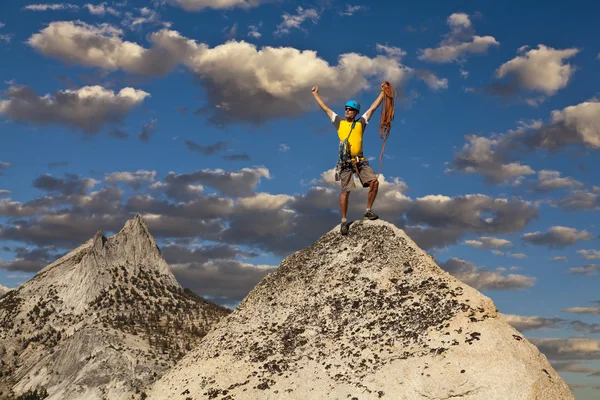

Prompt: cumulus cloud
xmin=105 ymin=170 xmax=157 ymax=189
xmin=558 ymin=189 xmax=600 ymax=211
xmin=339 ymin=4 xmax=366 ymax=17
xmin=406 ymin=194 xmax=538 ymax=237
xmin=551 ymin=361 xmax=599 ymax=374
xmin=0 ymin=246 xmax=59 ymax=272
xmin=0 ymin=85 xmax=149 ymax=134
xmin=494 ymin=45 xmax=579 ymax=96
xmin=449 ymin=128 xmax=536 ymax=185
xmin=164 ymin=243 xmax=274 ymax=302
xmin=530 ymin=338 xmax=600 ymax=361
xmin=0 ymin=163 xmax=538 ymax=263
xmin=577 ymin=249 xmax=600 ymax=260
xmin=85 ymin=3 xmax=120 ymax=16
xmin=451 ymin=100 xmax=600 ymax=184
xmin=415 ymin=70 xmax=448 ymax=91
xmin=275 ymin=6 xmax=320 ymax=36
xmin=521 ymin=226 xmax=593 ymax=249
xmin=171 ymin=0 xmax=271 ymax=11
xmin=562 ymin=307 xmax=600 ymax=315
xmin=439 ymin=257 xmax=535 ymax=290
xmin=123 ymin=7 xmax=169 ymax=30
xmin=26 ymin=22 xmax=410 ymax=124
xmin=24 ymin=4 xmax=79 ymax=11
xmin=0 ymin=198 xmax=49 ymax=217
xmin=535 ymin=170 xmax=584 ymax=192
xmin=418 ymin=12 xmax=499 ymax=63
xmin=247 ymin=23 xmax=262 ymax=39
xmin=34 ymin=173 xmax=98 ymax=196
xmin=499 ymin=313 xmax=564 ymax=332
xmin=538 ymin=99 xmax=600 ymax=150
xmin=403 ymin=193 xmax=539 ymax=250
xmin=569 ymin=264 xmax=600 ymax=276
xmin=464 ymin=236 xmax=513 ymax=249
xmin=27 ymin=22 xmax=198 ymax=75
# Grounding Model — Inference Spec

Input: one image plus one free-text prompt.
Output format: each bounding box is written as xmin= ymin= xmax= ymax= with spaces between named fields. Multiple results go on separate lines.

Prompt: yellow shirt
xmin=332 ymin=112 xmax=369 ymax=159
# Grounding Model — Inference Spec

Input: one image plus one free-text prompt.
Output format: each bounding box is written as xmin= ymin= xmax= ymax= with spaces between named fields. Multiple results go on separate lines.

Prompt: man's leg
xmin=357 ymin=162 xmax=379 ymax=220
xmin=339 ymin=168 xmax=353 ymax=235
xmin=340 ymin=190 xmax=350 ymax=219
xmin=366 ymin=179 xmax=379 ymax=210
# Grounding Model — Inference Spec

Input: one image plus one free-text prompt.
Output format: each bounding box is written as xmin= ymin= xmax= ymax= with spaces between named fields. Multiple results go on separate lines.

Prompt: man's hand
xmin=311 ymin=86 xmax=319 ymax=94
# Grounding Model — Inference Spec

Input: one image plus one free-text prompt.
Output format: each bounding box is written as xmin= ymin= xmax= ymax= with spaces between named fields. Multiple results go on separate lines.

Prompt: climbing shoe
xmin=364 ymin=210 xmax=379 ymax=220
xmin=340 ymin=221 xmax=349 ymax=235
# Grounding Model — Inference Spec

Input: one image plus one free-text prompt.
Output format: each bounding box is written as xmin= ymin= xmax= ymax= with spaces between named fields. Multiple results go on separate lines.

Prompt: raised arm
xmin=363 ymin=86 xmax=385 ymax=122
xmin=311 ymin=86 xmax=334 ymax=120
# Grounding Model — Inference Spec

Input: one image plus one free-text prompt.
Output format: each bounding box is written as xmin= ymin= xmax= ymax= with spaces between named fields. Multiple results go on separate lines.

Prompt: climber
xmin=311 ymin=84 xmax=386 ymax=235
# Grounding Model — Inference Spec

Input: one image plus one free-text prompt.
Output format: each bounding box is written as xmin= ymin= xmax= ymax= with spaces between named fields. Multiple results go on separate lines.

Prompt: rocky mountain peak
xmin=149 ymin=220 xmax=573 ymax=400
xmin=0 ymin=214 xmax=231 ymax=400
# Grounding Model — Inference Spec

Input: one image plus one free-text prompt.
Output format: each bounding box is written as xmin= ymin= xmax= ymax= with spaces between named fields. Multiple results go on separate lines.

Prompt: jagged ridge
xmin=0 ymin=214 xmax=231 ymax=400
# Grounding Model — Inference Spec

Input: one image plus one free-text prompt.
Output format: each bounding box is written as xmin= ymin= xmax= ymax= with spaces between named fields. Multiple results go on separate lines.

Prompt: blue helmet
xmin=345 ymin=100 xmax=360 ymax=112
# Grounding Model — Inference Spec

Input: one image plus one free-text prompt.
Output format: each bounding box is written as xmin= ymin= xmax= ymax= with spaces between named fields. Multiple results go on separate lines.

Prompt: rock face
xmin=148 ymin=220 xmax=573 ymax=400
xmin=0 ymin=214 xmax=231 ymax=400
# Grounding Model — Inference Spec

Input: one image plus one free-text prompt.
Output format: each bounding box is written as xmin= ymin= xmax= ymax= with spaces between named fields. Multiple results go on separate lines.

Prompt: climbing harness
xmin=335 ymin=120 xmax=357 ymax=182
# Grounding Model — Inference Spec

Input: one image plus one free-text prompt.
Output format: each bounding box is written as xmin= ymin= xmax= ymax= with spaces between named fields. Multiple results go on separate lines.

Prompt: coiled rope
xmin=375 ymin=81 xmax=396 ymax=179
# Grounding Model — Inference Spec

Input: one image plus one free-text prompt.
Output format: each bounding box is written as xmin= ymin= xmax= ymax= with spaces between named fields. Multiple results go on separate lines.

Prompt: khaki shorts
xmin=340 ymin=160 xmax=377 ymax=192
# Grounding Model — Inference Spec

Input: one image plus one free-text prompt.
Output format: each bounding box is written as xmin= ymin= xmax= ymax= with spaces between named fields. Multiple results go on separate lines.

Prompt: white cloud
xmin=569 ymin=264 xmax=600 ymax=276
xmin=27 ymin=22 xmax=410 ymax=124
xmin=339 ymin=4 xmax=365 ymax=16
xmin=577 ymin=249 xmax=600 ymax=260
xmin=509 ymin=253 xmax=527 ymax=259
xmin=544 ymin=99 xmax=600 ymax=149
xmin=24 ymin=3 xmax=79 ymax=11
xmin=248 ymin=23 xmax=262 ymax=39
xmin=85 ymin=3 xmax=120 ymax=16
xmin=521 ymin=226 xmax=593 ymax=249
xmin=416 ymin=70 xmax=448 ymax=91
xmin=123 ymin=7 xmax=169 ymax=30
xmin=278 ymin=144 xmax=290 ymax=152
xmin=558 ymin=189 xmax=600 ymax=211
xmin=562 ymin=307 xmax=600 ymax=315
xmin=536 ymin=170 xmax=584 ymax=192
xmin=499 ymin=313 xmax=563 ymax=331
xmin=450 ymin=133 xmax=536 ymax=184
xmin=105 ymin=170 xmax=157 ymax=188
xmin=418 ymin=12 xmax=499 ymax=63
xmin=275 ymin=7 xmax=320 ymax=36
xmin=235 ymin=193 xmax=294 ymax=212
xmin=440 ymin=257 xmax=535 ymax=290
xmin=496 ymin=45 xmax=579 ymax=96
xmin=172 ymin=0 xmax=271 ymax=11
xmin=376 ymin=44 xmax=406 ymax=61
xmin=0 ymin=85 xmax=149 ymax=134
xmin=530 ymin=338 xmax=600 ymax=360
xmin=464 ymin=236 xmax=513 ymax=249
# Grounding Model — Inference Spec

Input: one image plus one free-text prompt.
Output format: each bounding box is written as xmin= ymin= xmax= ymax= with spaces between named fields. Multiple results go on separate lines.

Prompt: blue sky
xmin=1 ymin=0 xmax=600 ymax=396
